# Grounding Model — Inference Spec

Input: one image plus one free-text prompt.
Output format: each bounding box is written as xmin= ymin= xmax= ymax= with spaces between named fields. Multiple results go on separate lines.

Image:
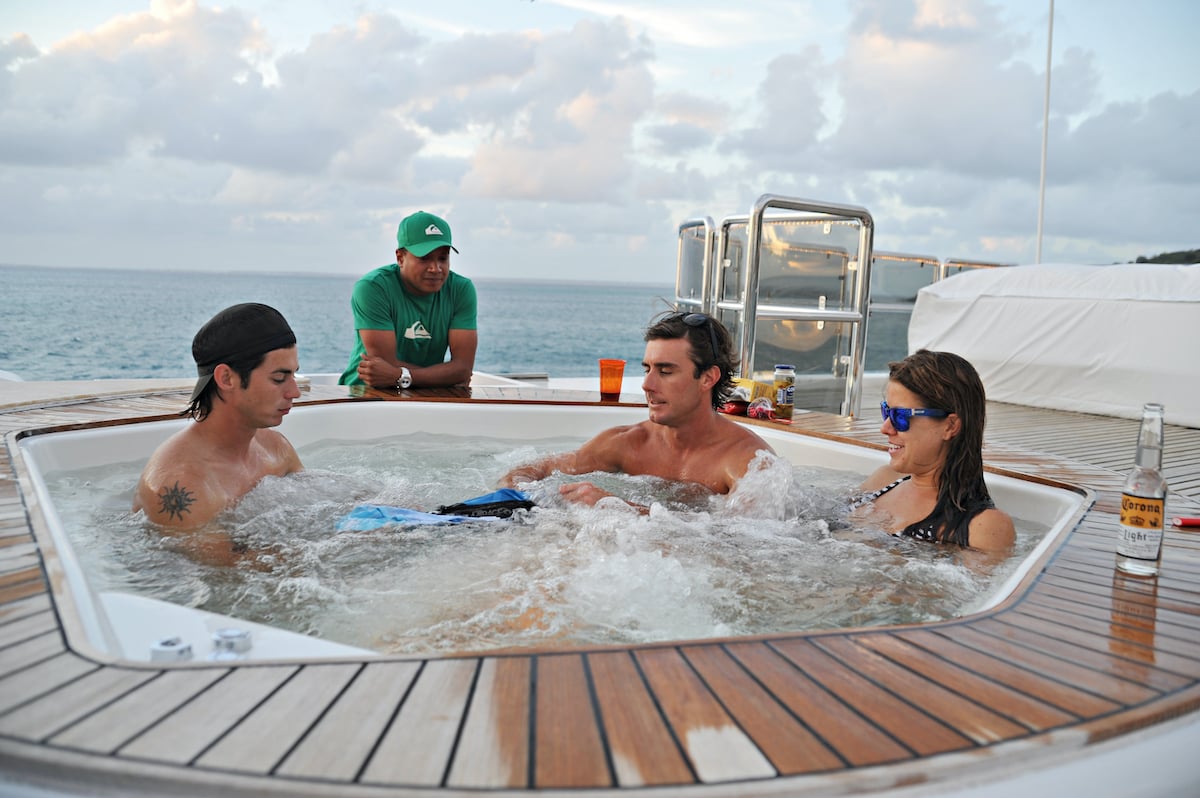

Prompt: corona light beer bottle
xmin=1116 ymin=403 xmax=1167 ymax=576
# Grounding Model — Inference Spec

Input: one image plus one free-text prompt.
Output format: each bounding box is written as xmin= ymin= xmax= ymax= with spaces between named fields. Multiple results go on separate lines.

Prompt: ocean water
xmin=0 ymin=264 xmax=674 ymax=381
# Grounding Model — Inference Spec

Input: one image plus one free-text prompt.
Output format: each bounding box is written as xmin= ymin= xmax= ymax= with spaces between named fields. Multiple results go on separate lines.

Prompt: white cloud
xmin=0 ymin=0 xmax=1197 ymax=281
xmin=544 ymin=0 xmax=775 ymax=49
xmin=458 ymin=18 xmax=655 ymax=202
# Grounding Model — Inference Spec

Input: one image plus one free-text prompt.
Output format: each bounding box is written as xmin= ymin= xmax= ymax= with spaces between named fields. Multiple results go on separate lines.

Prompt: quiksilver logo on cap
xmin=425 ymin=224 xmax=443 ymax=236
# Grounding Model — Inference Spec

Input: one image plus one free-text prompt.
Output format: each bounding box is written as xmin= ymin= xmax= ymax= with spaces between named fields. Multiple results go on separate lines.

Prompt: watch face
xmin=400 ymin=368 xmax=412 ymax=388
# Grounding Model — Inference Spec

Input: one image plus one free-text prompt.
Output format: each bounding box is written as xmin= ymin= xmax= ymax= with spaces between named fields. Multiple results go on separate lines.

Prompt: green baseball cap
xmin=396 ymin=211 xmax=459 ymax=257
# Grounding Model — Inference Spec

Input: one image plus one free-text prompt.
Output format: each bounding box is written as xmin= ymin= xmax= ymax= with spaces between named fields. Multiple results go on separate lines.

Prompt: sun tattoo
xmin=157 ymin=481 xmax=196 ymax=521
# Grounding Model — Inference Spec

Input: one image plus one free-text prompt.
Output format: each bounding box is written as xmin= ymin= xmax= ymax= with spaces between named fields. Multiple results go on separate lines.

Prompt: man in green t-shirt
xmin=339 ymin=211 xmax=478 ymax=389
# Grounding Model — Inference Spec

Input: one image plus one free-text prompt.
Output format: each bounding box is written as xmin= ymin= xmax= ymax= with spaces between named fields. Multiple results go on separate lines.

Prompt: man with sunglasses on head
xmin=339 ymin=210 xmax=477 ymax=390
xmin=499 ymin=311 xmax=774 ymax=511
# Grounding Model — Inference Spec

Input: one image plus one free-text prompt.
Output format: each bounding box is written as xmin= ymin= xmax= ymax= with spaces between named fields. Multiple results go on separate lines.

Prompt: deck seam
xmin=625 ymin=648 xmax=701 ymax=784
xmin=848 ymin=631 xmax=1067 ymax=733
xmin=887 ymin=630 xmax=1088 ymax=723
xmin=807 ymin=634 xmax=982 ymax=750
xmin=352 ymin=658 xmax=427 ymax=785
xmin=764 ymin=638 xmax=921 ymax=761
xmin=717 ymin=640 xmax=851 ymax=769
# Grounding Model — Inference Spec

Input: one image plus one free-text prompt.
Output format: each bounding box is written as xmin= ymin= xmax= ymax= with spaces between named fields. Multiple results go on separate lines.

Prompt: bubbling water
xmin=47 ymin=433 xmax=1040 ymax=656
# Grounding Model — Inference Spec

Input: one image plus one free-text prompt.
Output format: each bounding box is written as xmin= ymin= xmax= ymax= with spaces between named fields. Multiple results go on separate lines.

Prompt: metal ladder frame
xmin=676 ymin=194 xmax=875 ymax=418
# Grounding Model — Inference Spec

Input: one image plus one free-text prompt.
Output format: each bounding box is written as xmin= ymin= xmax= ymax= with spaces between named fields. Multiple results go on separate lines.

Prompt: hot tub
xmin=16 ymin=400 xmax=1088 ymax=665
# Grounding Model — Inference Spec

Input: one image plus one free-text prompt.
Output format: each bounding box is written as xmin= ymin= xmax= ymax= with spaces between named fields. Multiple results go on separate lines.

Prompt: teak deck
xmin=1 ymin=384 xmax=1198 ymax=796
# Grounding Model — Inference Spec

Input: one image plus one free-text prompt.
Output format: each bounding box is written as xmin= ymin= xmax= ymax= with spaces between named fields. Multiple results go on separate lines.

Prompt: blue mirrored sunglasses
xmin=880 ymin=401 xmax=948 ymax=432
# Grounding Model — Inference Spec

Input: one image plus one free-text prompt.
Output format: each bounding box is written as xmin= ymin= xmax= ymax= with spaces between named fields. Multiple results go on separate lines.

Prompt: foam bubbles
xmin=49 ymin=431 xmax=1042 ymax=656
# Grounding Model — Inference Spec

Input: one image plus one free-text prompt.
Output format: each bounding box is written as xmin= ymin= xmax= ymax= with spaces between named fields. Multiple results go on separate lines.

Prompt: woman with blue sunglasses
xmin=853 ymin=350 xmax=1015 ymax=552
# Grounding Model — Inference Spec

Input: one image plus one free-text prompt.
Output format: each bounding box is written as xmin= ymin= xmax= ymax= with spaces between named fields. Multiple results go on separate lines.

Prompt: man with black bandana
xmin=134 ymin=304 xmax=304 ymax=540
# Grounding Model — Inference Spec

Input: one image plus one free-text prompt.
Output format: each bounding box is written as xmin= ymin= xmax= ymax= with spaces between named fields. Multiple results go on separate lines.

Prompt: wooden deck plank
xmin=118 ymin=665 xmax=298 ymax=765
xmin=0 ymin=631 xmax=63 ymax=676
xmin=0 ymin=652 xmax=96 ymax=715
xmin=0 ymin=535 xmax=34 ymax=552
xmin=0 ymin=609 xmax=57 ymax=648
xmin=275 ymin=660 xmax=420 ymax=781
xmin=1005 ymin=606 xmax=1200 ymax=678
xmin=0 ymin=549 xmax=39 ymax=573
xmin=0 ymin=566 xmax=46 ymax=605
xmin=634 ymin=647 xmax=775 ymax=783
xmin=1034 ymin=580 xmax=1200 ymax=633
xmin=682 ymin=644 xmax=844 ymax=775
xmin=49 ymin=668 xmax=228 ymax=754
xmin=726 ymin=641 xmax=906 ymax=766
xmin=898 ymin=628 xmax=1121 ymax=717
xmin=532 ymin=653 xmax=611 ymax=789
xmin=586 ymin=651 xmax=694 ymax=787
xmin=446 ymin=656 xmax=531 ymax=789
xmin=1061 ymin=517 xmax=1200 ymax=560
xmin=815 ymin=635 xmax=1029 ymax=744
xmin=0 ymin=665 xmax=157 ymax=741
xmin=195 ymin=663 xmax=361 ymax=773
xmin=1047 ymin=559 xmax=1200 ymax=591
xmin=0 ymin=389 xmax=1197 ymax=796
xmin=0 ymin=593 xmax=51 ymax=624
xmin=1049 ymin=552 xmax=1200 ymax=598
xmin=770 ymin=638 xmax=974 ymax=757
xmin=852 ymin=633 xmax=1077 ymax=731
xmin=960 ymin=619 xmax=1166 ymax=700
xmin=1025 ymin=592 xmax=1200 ymax=657
xmin=360 ymin=658 xmax=477 ymax=786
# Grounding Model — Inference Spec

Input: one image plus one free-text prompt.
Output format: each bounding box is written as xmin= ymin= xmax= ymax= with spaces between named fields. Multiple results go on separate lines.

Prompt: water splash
xmin=49 ymin=432 xmax=1043 ymax=656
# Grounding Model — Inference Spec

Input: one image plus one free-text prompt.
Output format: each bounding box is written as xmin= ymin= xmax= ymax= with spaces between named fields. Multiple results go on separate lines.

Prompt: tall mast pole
xmin=1036 ymin=0 xmax=1054 ymax=263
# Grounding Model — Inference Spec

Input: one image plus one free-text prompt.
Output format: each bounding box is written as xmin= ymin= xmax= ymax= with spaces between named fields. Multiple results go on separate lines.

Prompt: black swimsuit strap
xmin=850 ymin=475 xmax=909 ymax=509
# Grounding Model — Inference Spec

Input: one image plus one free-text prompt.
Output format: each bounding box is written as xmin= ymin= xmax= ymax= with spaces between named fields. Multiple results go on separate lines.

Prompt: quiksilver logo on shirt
xmin=405 ymin=321 xmax=432 ymax=341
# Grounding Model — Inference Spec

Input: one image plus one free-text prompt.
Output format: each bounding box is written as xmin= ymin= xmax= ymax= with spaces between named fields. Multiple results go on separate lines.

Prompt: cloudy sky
xmin=2 ymin=0 xmax=1197 ymax=285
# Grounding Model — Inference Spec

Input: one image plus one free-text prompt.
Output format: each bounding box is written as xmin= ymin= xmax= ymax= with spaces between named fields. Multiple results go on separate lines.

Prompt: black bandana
xmin=189 ymin=303 xmax=296 ymax=403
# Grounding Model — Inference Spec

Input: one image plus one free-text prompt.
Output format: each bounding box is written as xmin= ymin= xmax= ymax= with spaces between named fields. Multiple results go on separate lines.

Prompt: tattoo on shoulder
xmin=157 ymin=481 xmax=196 ymax=521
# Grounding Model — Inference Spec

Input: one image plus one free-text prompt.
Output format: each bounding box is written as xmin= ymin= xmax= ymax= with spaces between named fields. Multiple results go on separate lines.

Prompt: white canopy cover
xmin=908 ymin=263 xmax=1200 ymax=428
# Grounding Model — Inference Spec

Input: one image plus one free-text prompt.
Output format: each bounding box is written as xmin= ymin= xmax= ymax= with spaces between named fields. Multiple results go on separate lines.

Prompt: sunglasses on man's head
xmin=880 ymin=401 xmax=948 ymax=432
xmin=674 ymin=313 xmax=720 ymax=363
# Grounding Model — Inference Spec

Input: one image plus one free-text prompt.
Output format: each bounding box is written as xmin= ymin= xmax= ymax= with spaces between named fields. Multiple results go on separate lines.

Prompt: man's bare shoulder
xmin=592 ymin=421 xmax=655 ymax=445
xmin=717 ymin=414 xmax=775 ymax=454
xmin=572 ymin=422 xmax=652 ymax=469
xmin=135 ymin=443 xmax=222 ymax=530
xmin=139 ymin=426 xmax=205 ymax=479
xmin=253 ymin=428 xmax=303 ymax=472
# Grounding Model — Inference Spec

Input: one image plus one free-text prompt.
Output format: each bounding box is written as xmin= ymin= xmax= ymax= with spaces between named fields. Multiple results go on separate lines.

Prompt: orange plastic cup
xmin=598 ymin=359 xmax=626 ymax=400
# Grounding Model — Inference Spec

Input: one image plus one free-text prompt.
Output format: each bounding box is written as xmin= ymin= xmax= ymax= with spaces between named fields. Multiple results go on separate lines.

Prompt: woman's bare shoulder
xmin=860 ymin=464 xmax=903 ymax=491
xmin=968 ymin=507 xmax=1016 ymax=552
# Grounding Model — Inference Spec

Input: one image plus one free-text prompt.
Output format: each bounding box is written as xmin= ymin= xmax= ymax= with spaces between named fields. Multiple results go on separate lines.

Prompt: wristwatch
xmin=396 ymin=367 xmax=412 ymax=390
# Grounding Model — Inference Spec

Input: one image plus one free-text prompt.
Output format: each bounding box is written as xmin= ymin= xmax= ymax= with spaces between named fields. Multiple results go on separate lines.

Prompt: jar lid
xmin=774 ymin=364 xmax=794 ymax=370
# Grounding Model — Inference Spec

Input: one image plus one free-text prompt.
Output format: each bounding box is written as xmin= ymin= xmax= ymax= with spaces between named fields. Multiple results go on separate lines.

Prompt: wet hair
xmin=888 ymin=349 xmax=992 ymax=546
xmin=644 ymin=311 xmax=738 ymax=409
xmin=184 ymin=351 xmax=271 ymax=422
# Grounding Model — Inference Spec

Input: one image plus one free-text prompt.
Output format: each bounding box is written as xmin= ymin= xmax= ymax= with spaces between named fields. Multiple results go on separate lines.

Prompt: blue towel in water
xmin=337 ymin=489 xmax=534 ymax=532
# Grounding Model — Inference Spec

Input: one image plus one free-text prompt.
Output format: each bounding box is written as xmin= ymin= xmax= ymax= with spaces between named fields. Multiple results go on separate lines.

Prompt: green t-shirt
xmin=339 ymin=265 xmax=478 ymax=386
